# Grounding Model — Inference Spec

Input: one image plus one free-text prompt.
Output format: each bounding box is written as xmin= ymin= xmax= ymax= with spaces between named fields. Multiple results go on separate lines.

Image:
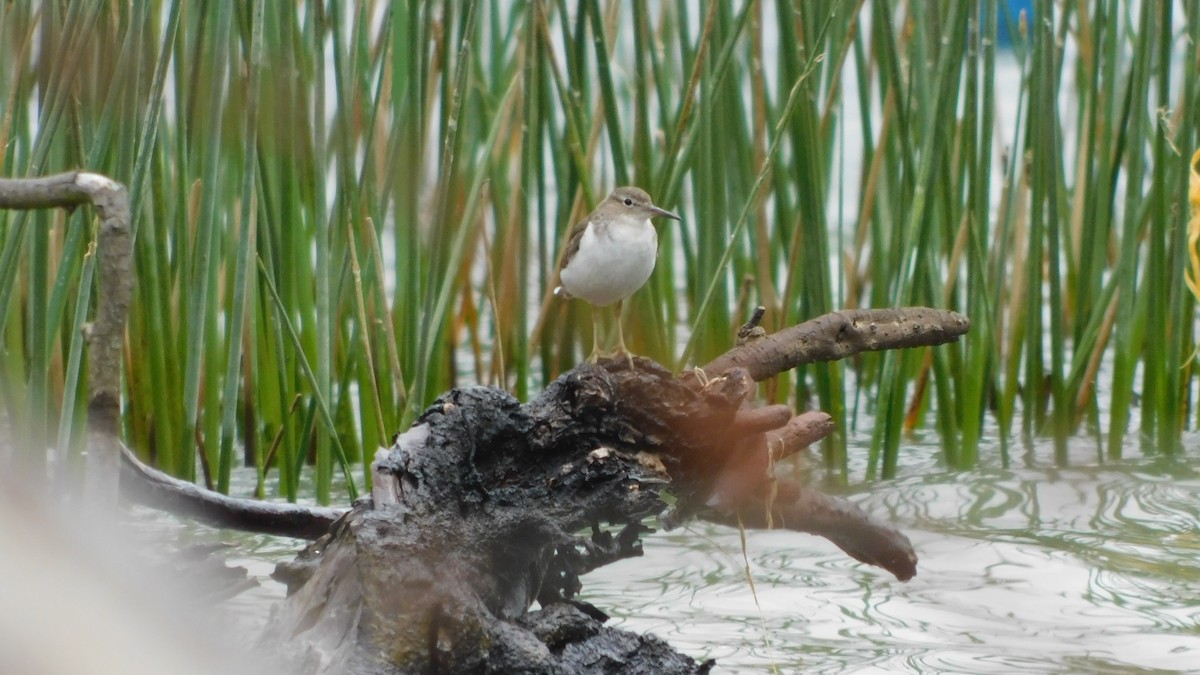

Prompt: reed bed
xmin=0 ymin=1 xmax=1196 ymax=502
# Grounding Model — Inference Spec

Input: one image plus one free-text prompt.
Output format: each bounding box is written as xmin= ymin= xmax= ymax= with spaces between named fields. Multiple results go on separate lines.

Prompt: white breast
xmin=559 ymin=219 xmax=658 ymax=307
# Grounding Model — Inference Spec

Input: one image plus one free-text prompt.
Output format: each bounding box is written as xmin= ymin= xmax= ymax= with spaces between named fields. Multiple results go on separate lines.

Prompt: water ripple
xmin=578 ymin=451 xmax=1200 ymax=672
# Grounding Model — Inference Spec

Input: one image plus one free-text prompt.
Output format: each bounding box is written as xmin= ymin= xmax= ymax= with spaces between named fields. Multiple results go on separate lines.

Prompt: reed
xmin=1 ymin=1 xmax=1197 ymax=502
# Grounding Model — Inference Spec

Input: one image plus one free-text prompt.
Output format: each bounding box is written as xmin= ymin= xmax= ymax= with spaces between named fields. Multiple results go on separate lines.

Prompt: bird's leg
xmin=587 ymin=305 xmax=603 ymax=363
xmin=613 ymin=300 xmax=634 ymax=370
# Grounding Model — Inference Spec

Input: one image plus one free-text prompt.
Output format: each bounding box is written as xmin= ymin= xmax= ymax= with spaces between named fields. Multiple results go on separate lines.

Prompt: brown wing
xmin=555 ymin=215 xmax=590 ymax=275
xmin=552 ymin=217 xmax=590 ymax=299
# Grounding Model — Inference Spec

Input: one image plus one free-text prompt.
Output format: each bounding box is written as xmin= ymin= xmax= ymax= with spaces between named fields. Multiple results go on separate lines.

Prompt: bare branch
xmin=766 ymin=411 xmax=834 ymax=461
xmin=708 ymin=480 xmax=918 ymax=582
xmin=699 ymin=307 xmax=970 ymax=381
xmin=120 ymin=442 xmax=347 ymax=540
xmin=0 ymin=171 xmax=132 ymax=510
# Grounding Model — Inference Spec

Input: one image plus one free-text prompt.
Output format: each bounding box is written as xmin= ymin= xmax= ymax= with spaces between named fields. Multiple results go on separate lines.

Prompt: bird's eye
xmin=624 ymin=198 xmax=633 ymax=206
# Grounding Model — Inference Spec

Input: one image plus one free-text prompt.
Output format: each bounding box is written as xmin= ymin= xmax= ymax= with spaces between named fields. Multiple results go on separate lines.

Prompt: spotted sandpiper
xmin=554 ymin=186 xmax=681 ymax=365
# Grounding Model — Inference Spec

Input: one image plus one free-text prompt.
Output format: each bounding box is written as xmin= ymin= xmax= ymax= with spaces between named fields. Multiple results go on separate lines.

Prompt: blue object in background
xmin=995 ymin=0 xmax=1034 ymax=47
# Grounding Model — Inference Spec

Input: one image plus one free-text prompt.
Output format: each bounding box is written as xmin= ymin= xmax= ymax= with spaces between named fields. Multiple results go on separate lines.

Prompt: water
xmin=145 ymin=431 xmax=1200 ymax=673
xmin=586 ymin=457 xmax=1200 ymax=673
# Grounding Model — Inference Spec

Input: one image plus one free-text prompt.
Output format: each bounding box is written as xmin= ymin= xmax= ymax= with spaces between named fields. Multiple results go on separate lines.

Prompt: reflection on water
xmin=143 ymin=433 xmax=1200 ymax=673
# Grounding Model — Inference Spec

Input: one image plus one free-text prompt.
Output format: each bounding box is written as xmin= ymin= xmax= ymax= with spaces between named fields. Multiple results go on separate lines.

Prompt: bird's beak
xmin=650 ymin=205 xmax=681 ymax=221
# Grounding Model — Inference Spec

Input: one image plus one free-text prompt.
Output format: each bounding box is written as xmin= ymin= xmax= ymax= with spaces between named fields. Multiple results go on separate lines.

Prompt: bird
xmin=554 ymin=186 xmax=680 ymax=366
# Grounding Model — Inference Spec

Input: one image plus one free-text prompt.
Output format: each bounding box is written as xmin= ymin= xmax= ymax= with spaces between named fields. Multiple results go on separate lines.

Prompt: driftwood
xmin=116 ymin=308 xmax=968 ymax=673
xmin=243 ymin=308 xmax=965 ymax=674
xmin=116 ymin=308 xmax=965 ymax=673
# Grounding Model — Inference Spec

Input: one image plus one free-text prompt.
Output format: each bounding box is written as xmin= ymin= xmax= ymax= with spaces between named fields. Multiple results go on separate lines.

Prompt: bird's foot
xmin=611 ymin=347 xmax=636 ymax=371
xmin=613 ymin=321 xmax=636 ymax=370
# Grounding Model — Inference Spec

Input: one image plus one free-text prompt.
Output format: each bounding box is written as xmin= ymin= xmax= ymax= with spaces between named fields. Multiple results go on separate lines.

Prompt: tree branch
xmin=0 ymin=171 xmax=132 ymax=510
xmin=698 ymin=307 xmax=970 ymax=382
xmin=120 ymin=442 xmax=346 ymax=540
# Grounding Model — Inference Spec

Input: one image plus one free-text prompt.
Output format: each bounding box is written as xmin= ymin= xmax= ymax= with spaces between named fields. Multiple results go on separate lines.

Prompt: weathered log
xmin=117 ymin=306 xmax=966 ymax=672
xmin=262 ymin=369 xmax=727 ymax=673
xmin=258 ymin=347 xmax=932 ymax=672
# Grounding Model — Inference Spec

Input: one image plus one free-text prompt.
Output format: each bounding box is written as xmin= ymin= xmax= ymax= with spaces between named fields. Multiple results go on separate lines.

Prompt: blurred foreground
xmin=0 ymin=458 xmax=273 ymax=675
